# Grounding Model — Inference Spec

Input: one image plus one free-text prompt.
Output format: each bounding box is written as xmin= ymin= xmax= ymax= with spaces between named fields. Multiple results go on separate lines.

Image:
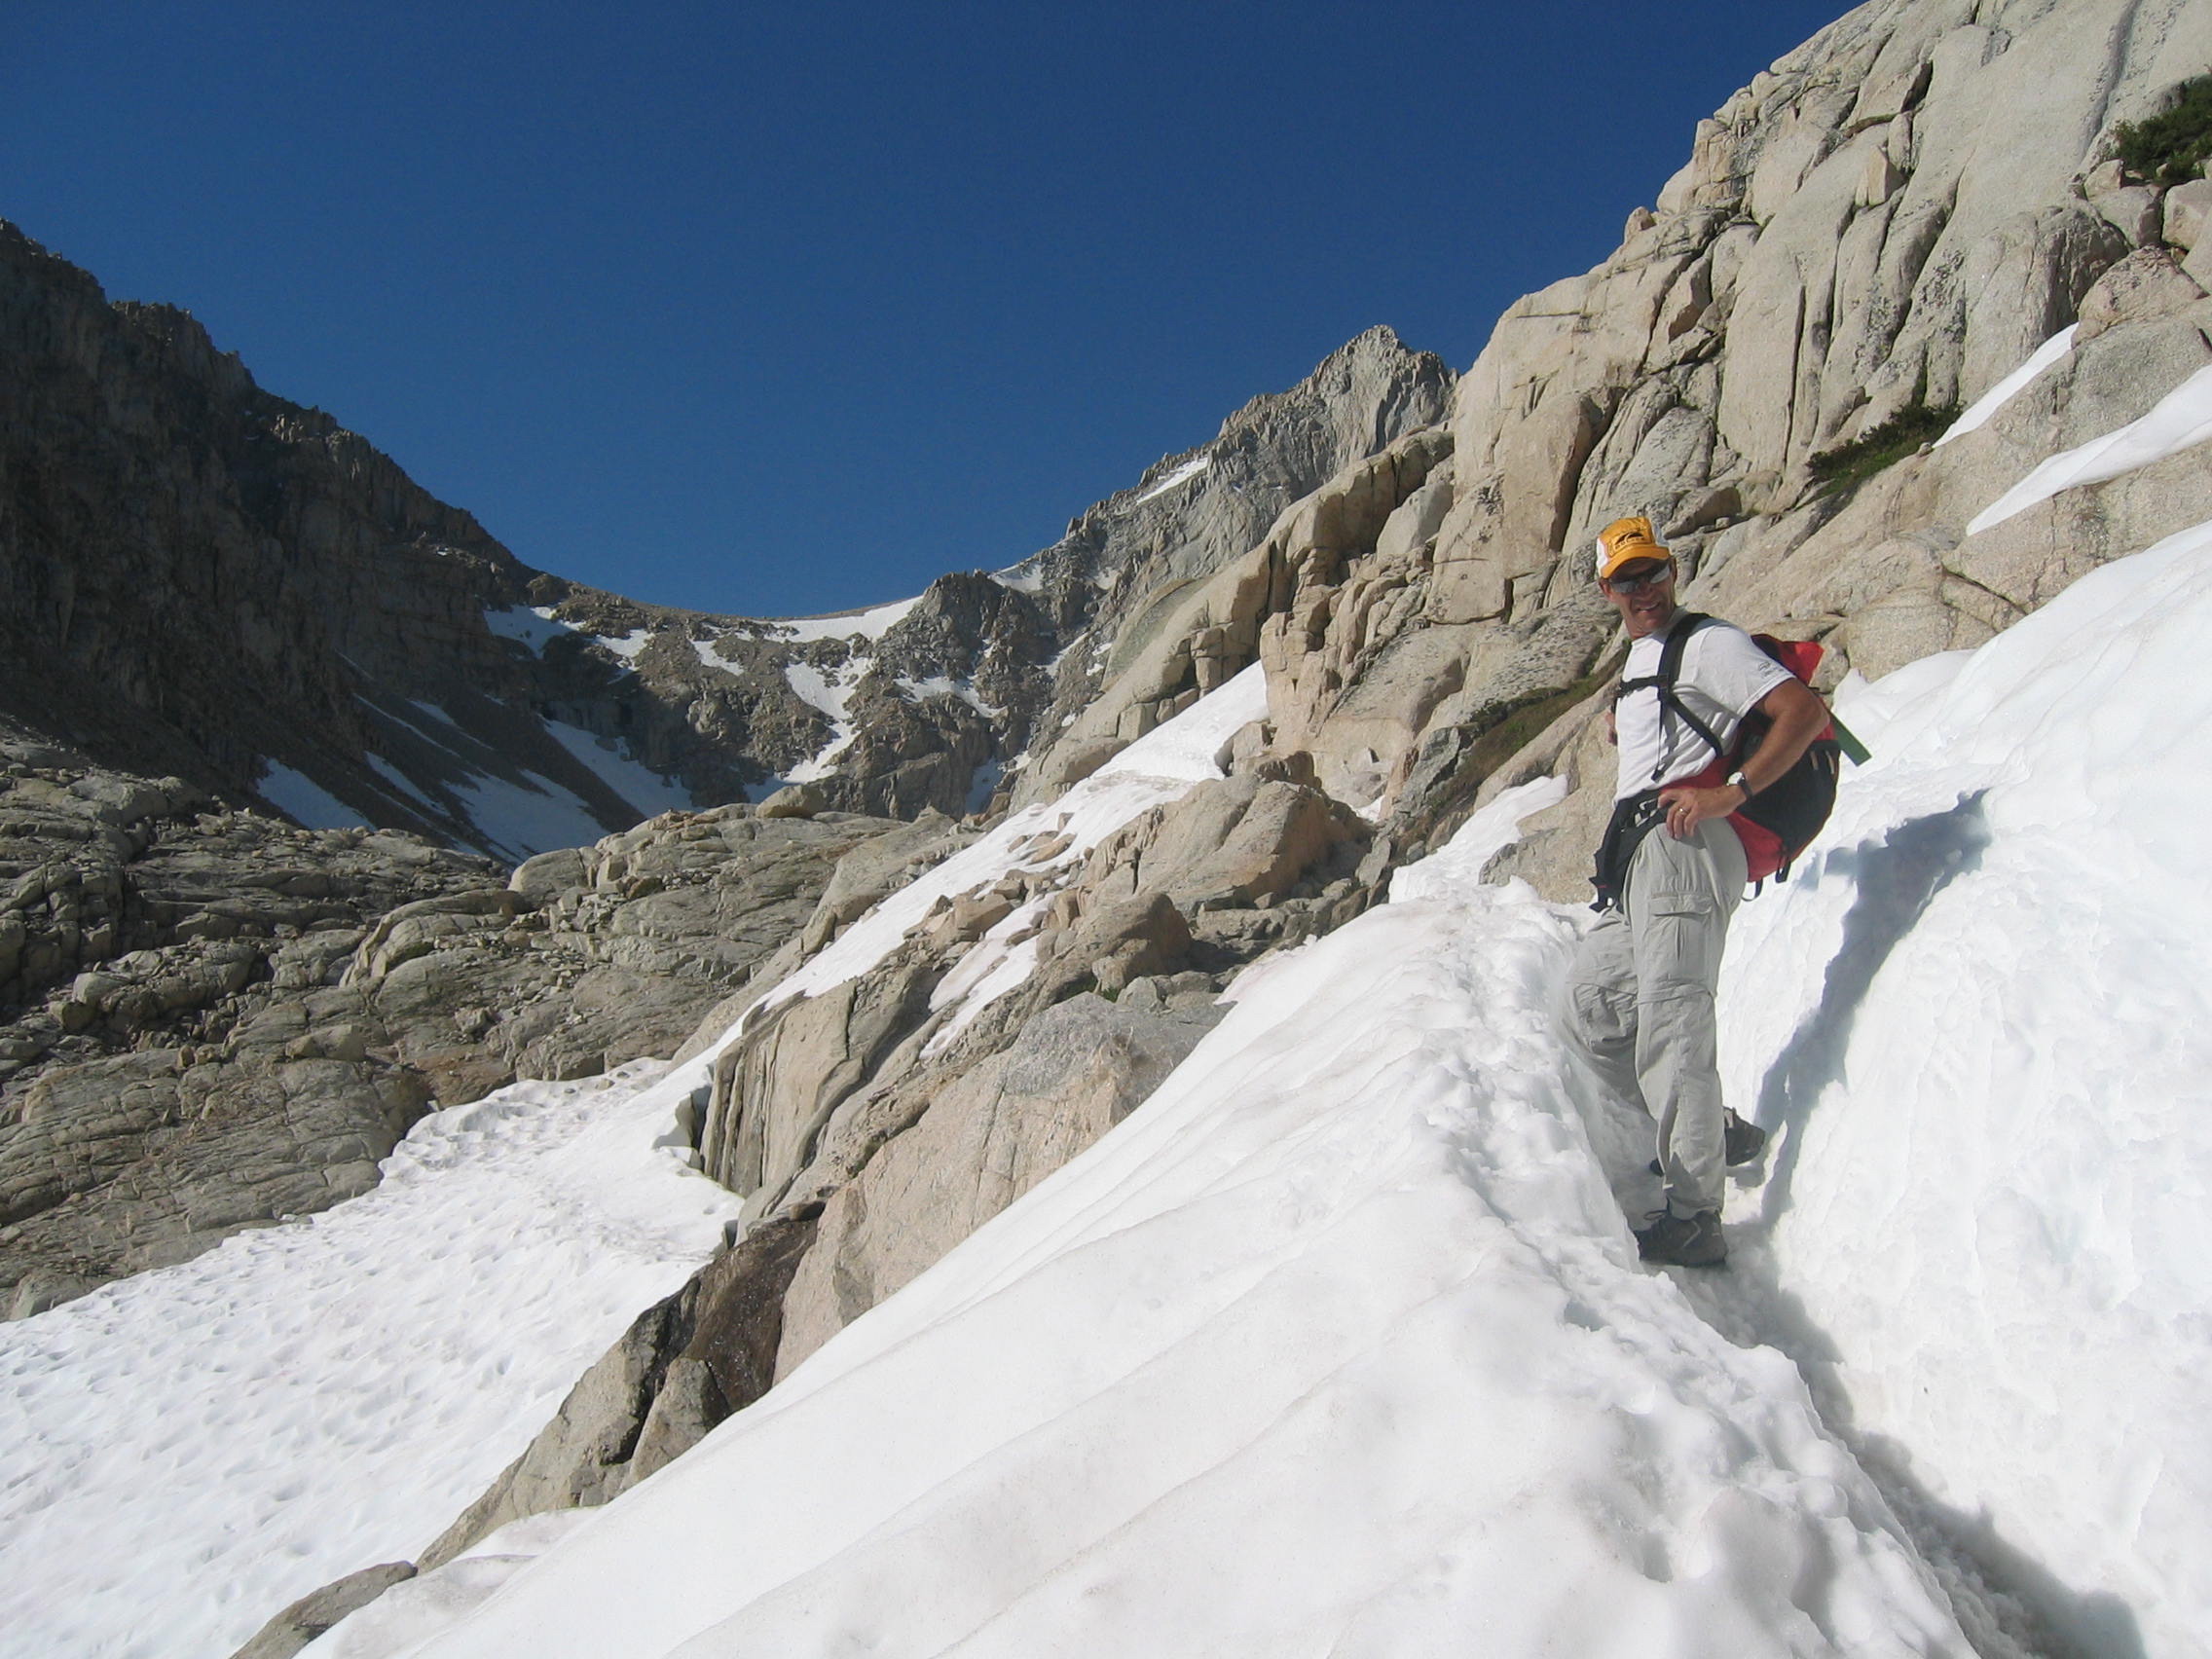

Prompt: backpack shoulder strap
xmin=1613 ymin=610 xmax=1712 ymax=701
xmin=1656 ymin=611 xmax=1711 ymax=689
xmin=1624 ymin=613 xmax=1728 ymax=779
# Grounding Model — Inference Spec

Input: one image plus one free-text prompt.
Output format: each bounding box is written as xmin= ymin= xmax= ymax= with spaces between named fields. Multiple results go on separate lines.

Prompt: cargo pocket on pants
xmin=1569 ymin=978 xmax=1636 ymax=1050
xmin=1636 ymin=889 xmax=1725 ymax=990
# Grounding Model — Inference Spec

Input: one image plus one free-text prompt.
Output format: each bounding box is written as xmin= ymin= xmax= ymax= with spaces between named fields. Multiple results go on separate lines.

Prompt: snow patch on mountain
xmin=688 ymin=633 xmax=735 ymax=675
xmin=482 ymin=607 xmax=576 ymax=653
xmin=364 ymin=753 xmax=445 ymax=816
xmin=897 ymin=674 xmax=1002 ymax=718
xmin=589 ymin=630 xmax=649 ymax=662
xmin=332 ymin=692 xmax=690 ymax=860
xmin=1129 ymin=452 xmax=1212 ymax=505
xmin=765 ymin=598 xmax=921 ymax=643
xmin=484 ymin=607 xmax=649 ymax=665
xmin=414 ymin=716 xmax=690 ymax=862
xmin=766 ymin=663 xmax=1269 ymax=1014
xmin=1936 ymin=325 xmax=2076 ymax=449
xmin=780 ymin=660 xmax=870 ymax=783
xmin=1969 ymin=358 xmax=2212 ymax=534
xmin=539 ymin=719 xmax=694 ymax=820
xmin=258 ymin=762 xmax=376 ymax=831
xmin=0 ymin=1065 xmax=742 ymax=1659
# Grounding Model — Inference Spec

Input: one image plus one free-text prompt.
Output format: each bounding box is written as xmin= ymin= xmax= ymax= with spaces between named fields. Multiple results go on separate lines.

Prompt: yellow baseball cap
xmin=1596 ymin=515 xmax=1674 ymax=581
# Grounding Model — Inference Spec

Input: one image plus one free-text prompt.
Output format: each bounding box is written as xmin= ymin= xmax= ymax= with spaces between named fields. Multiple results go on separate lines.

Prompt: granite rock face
xmin=1014 ymin=0 xmax=2212 ymax=904
xmin=770 ymin=989 xmax=1220 ymax=1374
xmin=418 ymin=716 xmax=1379 ymax=1562
xmin=411 ymin=1213 xmax=820 ymax=1574
xmin=420 ymin=983 xmax=1234 ymax=1569
xmin=1468 ymin=0 xmax=2212 ymax=900
xmin=228 ymin=1562 xmax=419 ymax=1659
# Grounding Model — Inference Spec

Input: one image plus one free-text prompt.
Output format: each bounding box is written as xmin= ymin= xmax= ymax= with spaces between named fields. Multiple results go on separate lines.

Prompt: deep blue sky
xmin=5 ymin=1 xmax=1848 ymax=618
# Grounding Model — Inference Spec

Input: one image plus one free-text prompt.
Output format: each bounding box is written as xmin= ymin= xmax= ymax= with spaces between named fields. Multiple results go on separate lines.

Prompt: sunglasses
xmin=1605 ymin=564 xmax=1675 ymax=595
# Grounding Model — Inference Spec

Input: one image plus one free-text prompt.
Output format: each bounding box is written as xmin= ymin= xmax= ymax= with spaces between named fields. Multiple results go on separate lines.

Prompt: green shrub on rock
xmin=2116 ymin=74 xmax=2212 ymax=185
xmin=1808 ymin=400 xmax=1961 ymax=495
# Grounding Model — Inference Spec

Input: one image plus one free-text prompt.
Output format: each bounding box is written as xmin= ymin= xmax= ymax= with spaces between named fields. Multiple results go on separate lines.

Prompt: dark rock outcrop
xmin=415 ymin=1211 xmax=820 ymax=1570
xmin=228 ymin=1562 xmax=418 ymax=1659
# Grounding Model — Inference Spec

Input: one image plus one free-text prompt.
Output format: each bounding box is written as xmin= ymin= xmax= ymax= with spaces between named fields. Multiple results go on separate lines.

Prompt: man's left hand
xmin=1658 ymin=782 xmax=1743 ymax=838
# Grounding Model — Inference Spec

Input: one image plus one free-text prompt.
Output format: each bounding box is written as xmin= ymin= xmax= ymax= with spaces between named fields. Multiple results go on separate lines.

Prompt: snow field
xmin=0 ymin=1062 xmax=744 ymax=1659
xmin=538 ymin=720 xmax=696 ymax=824
xmin=1128 ymin=452 xmax=1212 ymax=504
xmin=778 ymin=659 xmax=870 ymax=782
xmin=1722 ymin=519 xmax=2212 ymax=1656
xmin=366 ymin=781 xmax=1968 ymax=1659
xmin=0 ymin=663 xmax=1280 ymax=1659
xmin=764 ymin=596 xmax=922 ymax=643
xmin=260 ymin=761 xmax=377 ymax=832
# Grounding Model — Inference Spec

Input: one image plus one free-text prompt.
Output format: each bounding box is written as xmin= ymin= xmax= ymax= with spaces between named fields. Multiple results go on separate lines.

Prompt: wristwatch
xmin=1728 ymin=769 xmax=1754 ymax=799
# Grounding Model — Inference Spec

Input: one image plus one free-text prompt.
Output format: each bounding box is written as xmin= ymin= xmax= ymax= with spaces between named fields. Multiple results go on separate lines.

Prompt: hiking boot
xmin=1635 ymin=1208 xmax=1726 ymax=1268
xmin=1647 ymin=1110 xmax=1768 ymax=1176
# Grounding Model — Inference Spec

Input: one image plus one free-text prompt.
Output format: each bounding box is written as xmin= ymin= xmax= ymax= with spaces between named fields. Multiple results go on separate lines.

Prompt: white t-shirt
xmin=1613 ymin=617 xmax=1793 ymax=800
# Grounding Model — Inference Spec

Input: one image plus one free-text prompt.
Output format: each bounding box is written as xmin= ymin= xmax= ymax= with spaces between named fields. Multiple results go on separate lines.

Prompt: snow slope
xmin=1936 ymin=325 xmax=2075 ymax=449
xmin=766 ymin=597 xmax=922 ymax=643
xmin=764 ymin=660 xmax=1270 ymax=1013
xmin=18 ymin=524 xmax=2212 ymax=1654
xmin=1968 ymin=358 xmax=2212 ymax=533
xmin=1722 ymin=518 xmax=2212 ymax=1657
xmin=344 ymin=779 xmax=1971 ymax=1659
xmin=0 ymin=1065 xmax=743 ymax=1659
xmin=326 ymin=532 xmax=2212 ymax=1659
xmin=0 ymin=667 xmax=1275 ymax=1659
xmin=260 ymin=762 xmax=377 ymax=831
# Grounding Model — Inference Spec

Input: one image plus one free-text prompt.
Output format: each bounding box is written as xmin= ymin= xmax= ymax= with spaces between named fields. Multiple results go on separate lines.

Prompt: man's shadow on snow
xmin=1845 ymin=1439 xmax=2153 ymax=1659
xmin=1748 ymin=792 xmax=1989 ymax=1229
xmin=1715 ymin=792 xmax=2151 ymax=1659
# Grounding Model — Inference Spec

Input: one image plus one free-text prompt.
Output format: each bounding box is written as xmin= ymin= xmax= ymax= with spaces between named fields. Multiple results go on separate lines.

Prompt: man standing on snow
xmin=1555 ymin=516 xmax=1832 ymax=1268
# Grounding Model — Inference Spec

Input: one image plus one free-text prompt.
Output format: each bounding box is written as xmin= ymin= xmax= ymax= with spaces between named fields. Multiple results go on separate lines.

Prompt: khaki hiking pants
xmin=1554 ymin=816 xmax=1747 ymax=1219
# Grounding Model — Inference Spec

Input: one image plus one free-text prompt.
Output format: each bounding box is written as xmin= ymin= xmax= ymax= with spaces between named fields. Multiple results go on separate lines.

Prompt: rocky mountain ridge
xmin=1 ymin=224 xmax=1451 ymax=852
xmin=0 ymin=708 xmax=920 ymax=1313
